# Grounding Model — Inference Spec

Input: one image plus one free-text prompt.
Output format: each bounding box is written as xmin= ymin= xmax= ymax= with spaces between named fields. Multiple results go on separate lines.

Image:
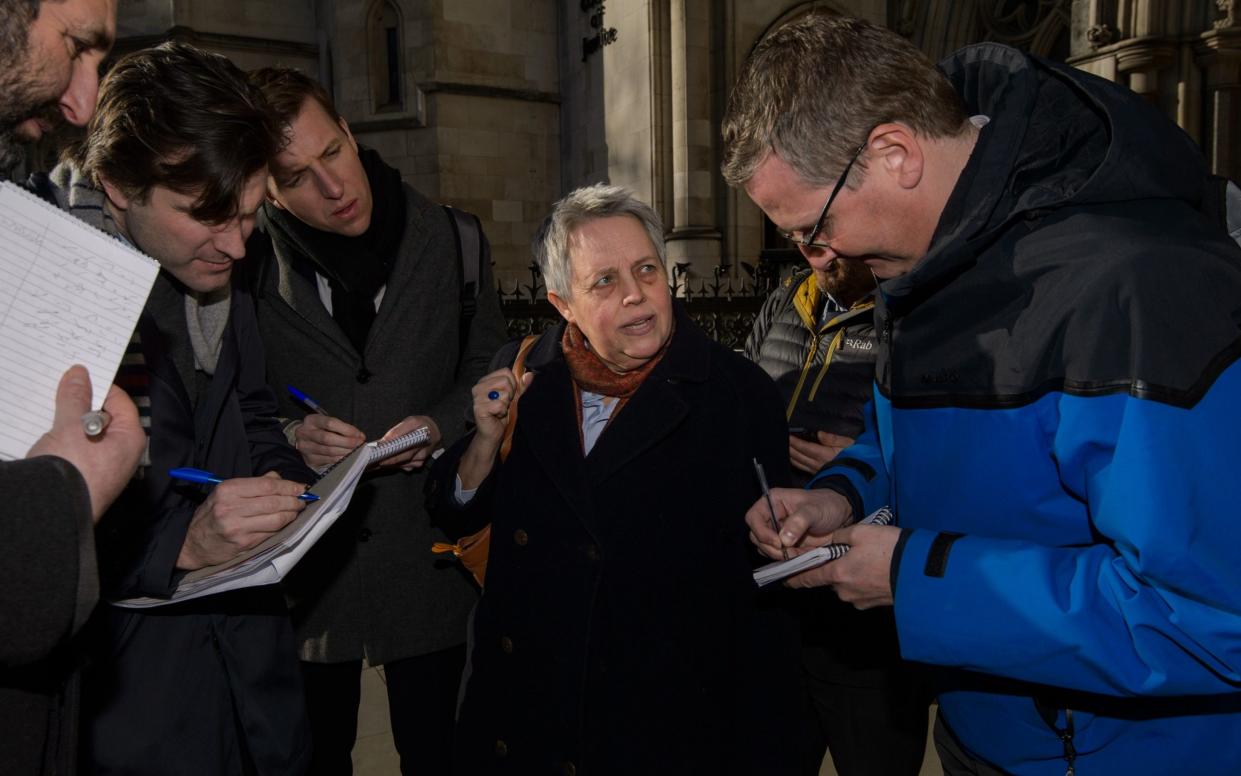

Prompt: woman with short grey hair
xmin=428 ymin=184 xmax=800 ymax=774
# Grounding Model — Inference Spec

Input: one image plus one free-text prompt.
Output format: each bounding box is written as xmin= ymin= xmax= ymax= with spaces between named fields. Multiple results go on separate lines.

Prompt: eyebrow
xmin=276 ymin=139 xmax=340 ymax=179
xmin=76 ymin=24 xmax=115 ymax=52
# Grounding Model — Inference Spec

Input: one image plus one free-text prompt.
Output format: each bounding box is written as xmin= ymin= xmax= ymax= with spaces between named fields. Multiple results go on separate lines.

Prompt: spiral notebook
xmin=753 ymin=506 xmax=894 ymax=587
xmin=116 ymin=427 xmax=431 ymax=608
xmin=0 ymin=181 xmax=159 ymax=460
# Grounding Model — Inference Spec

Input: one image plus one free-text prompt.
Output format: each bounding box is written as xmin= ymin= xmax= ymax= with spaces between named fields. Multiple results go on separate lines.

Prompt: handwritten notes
xmin=0 ymin=181 xmax=158 ymax=460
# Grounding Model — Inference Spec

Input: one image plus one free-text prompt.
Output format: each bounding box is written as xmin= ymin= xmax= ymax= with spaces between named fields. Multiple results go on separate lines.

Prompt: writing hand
xmin=745 ymin=487 xmax=854 ymax=560
xmin=293 ymin=413 xmax=366 ymax=469
xmin=27 ymin=365 xmax=145 ymax=522
xmin=176 ymin=471 xmax=309 ymax=570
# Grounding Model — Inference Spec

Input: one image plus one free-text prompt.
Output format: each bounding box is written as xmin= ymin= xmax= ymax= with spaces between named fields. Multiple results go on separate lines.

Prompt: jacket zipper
xmin=785 ymin=330 xmax=820 ymax=420
xmin=808 ymin=327 xmax=846 ymax=401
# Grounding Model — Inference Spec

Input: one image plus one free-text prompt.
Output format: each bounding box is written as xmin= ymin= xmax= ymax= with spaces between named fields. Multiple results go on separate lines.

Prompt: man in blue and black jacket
xmin=724 ymin=13 xmax=1241 ymax=776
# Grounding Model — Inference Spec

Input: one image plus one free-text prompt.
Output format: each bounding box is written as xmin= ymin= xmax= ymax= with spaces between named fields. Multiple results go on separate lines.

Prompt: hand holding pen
xmin=753 ymin=459 xmax=789 ymax=560
xmin=287 ymin=385 xmax=365 ymax=469
xmin=173 ymin=470 xmax=316 ymax=571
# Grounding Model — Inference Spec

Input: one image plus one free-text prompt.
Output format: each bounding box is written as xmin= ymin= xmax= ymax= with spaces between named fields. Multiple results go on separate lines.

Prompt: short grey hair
xmin=534 ymin=183 xmax=666 ymax=298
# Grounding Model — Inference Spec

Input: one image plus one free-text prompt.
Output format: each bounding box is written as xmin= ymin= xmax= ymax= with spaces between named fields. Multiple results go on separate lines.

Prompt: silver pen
xmin=752 ymin=458 xmax=789 ymax=560
xmin=81 ymin=410 xmax=111 ymax=437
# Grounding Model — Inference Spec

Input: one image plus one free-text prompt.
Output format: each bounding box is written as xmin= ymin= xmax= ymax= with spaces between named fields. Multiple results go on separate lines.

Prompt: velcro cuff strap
xmin=924 ymin=531 xmax=964 ymax=578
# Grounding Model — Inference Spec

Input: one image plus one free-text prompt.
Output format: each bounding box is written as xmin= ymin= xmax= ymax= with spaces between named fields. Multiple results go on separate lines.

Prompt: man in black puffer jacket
xmin=746 ymin=255 xmax=928 ymax=775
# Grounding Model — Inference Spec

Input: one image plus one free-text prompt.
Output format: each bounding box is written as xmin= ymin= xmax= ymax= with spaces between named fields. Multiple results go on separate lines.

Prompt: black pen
xmin=752 ymin=458 xmax=789 ymax=560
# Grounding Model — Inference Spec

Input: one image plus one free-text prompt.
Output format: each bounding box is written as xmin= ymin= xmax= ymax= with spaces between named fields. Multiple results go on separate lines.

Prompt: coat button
xmin=561 ymin=761 xmax=576 ymax=776
xmin=358 ymin=528 xmax=372 ymax=542
xmin=585 ymin=544 xmax=600 ymax=561
xmin=494 ymin=739 xmax=508 ymax=757
xmin=356 ymin=367 xmax=372 ymax=383
xmin=513 ymin=529 xmax=529 ymax=546
xmin=500 ymin=636 xmax=514 ymax=654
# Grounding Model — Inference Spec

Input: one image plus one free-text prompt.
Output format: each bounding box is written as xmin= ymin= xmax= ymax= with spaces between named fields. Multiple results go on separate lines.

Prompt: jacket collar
xmin=515 ymin=302 xmax=706 ymax=536
xmin=261 ymin=183 xmax=434 ymax=359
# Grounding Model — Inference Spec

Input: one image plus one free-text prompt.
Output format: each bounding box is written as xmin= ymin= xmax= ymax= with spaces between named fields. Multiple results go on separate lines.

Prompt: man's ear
xmin=265 ymin=178 xmax=288 ymax=210
xmin=866 ymin=123 xmax=924 ymax=190
xmin=99 ymin=177 xmax=131 ymax=211
xmin=547 ymin=290 xmax=575 ymax=325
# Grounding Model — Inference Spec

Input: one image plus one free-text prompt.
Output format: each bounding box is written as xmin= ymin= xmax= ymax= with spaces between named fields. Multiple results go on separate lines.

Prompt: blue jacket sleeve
xmin=894 ymin=361 xmax=1241 ymax=697
xmin=807 ymin=393 xmax=891 ymax=520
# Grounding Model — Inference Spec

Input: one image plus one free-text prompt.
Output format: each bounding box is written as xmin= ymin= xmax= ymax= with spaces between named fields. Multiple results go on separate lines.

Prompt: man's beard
xmin=0 ymin=38 xmax=61 ymax=174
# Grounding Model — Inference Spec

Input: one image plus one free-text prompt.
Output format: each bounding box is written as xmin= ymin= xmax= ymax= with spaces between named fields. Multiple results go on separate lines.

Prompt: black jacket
xmin=80 ymin=274 xmax=313 ymax=775
xmin=428 ymin=308 xmax=799 ymax=776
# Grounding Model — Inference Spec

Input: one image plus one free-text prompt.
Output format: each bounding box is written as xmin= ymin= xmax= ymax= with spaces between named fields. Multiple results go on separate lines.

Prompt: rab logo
xmin=843 ymin=338 xmax=874 ymax=351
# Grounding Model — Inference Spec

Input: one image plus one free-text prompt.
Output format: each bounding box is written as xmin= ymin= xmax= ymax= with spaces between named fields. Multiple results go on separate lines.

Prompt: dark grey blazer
xmin=253 ymin=183 xmax=506 ymax=664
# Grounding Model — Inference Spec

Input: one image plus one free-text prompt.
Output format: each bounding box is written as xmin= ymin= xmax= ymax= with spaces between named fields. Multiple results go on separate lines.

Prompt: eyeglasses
xmin=780 ymin=136 xmax=869 ymax=251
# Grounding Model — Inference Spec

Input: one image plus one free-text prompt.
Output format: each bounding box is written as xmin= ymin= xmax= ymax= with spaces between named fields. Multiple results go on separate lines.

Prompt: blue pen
xmin=287 ymin=385 xmax=330 ymax=416
xmin=169 ymin=467 xmax=319 ymax=502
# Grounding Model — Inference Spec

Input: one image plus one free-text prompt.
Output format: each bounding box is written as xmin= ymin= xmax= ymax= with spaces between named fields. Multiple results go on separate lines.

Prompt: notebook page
xmin=0 ymin=181 xmax=159 ymax=460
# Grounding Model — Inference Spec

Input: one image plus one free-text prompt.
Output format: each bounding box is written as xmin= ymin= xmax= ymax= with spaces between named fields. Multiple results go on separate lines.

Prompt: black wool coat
xmin=428 ymin=309 xmax=800 ymax=776
xmin=80 ymin=275 xmax=313 ymax=775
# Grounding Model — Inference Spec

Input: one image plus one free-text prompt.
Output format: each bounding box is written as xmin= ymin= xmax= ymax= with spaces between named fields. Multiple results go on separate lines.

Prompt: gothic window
xmin=369 ymin=0 xmax=403 ymax=112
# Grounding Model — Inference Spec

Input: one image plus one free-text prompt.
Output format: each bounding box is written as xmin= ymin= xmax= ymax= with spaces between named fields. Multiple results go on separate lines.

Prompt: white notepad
xmin=0 ymin=181 xmax=159 ymax=460
xmin=753 ymin=506 xmax=894 ymax=587
xmin=115 ymin=426 xmax=432 ymax=608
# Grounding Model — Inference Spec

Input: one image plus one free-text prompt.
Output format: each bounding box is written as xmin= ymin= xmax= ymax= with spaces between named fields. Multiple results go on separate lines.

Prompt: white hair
xmin=534 ymin=183 xmax=666 ymax=297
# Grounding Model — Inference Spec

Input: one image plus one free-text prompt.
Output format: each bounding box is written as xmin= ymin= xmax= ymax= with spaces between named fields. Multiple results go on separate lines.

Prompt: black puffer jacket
xmin=745 ymin=269 xmax=876 ymax=454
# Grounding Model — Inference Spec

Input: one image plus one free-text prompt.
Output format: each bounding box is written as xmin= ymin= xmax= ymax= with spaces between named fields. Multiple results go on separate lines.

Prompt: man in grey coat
xmin=247 ymin=67 xmax=506 ymax=775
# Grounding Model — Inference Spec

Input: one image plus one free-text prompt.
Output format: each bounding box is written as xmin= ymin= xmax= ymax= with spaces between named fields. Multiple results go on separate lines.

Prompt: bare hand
xmin=789 ymin=431 xmax=855 ymax=476
xmin=176 ymin=471 xmax=309 ymax=570
xmin=785 ymin=523 xmax=900 ymax=608
xmin=471 ymin=367 xmax=535 ymax=445
xmin=459 ymin=367 xmax=536 ymax=491
xmin=294 ymin=414 xmax=366 ymax=469
xmin=373 ymin=415 xmax=441 ymax=471
xmin=745 ymin=487 xmax=854 ymax=559
xmin=27 ymin=365 xmax=145 ymax=522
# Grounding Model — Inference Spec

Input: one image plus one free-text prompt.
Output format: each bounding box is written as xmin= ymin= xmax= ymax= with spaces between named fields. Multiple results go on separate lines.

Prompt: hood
xmin=883 ymin=43 xmax=1210 ymax=302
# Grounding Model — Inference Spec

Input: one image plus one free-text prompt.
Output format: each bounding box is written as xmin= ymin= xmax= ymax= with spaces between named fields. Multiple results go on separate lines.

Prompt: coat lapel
xmin=364 ymin=187 xmax=429 ymax=354
xmin=512 ymin=354 xmax=598 ymax=534
xmin=193 ymin=312 xmax=239 ymax=458
xmin=582 ymin=311 xmax=709 ymax=487
xmin=270 ymin=239 xmax=357 ymax=360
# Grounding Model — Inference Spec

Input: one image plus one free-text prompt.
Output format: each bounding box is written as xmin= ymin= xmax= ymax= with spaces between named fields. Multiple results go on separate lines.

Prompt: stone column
xmin=666 ymin=0 xmax=721 ymax=293
xmin=1197 ymin=27 xmax=1241 ymax=181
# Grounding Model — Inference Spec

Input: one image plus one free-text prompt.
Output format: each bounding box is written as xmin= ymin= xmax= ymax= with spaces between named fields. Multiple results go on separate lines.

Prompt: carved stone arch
xmin=367 ymin=0 xmax=404 ymax=113
xmin=975 ymin=0 xmax=1072 ymax=59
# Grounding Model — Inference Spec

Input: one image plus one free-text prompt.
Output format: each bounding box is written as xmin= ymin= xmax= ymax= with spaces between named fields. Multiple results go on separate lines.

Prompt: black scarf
xmin=263 ymin=147 xmax=407 ymax=354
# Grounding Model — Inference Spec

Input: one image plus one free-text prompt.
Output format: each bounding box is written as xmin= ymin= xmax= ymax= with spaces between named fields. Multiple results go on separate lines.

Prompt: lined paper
xmin=0 ymin=181 xmax=158 ymax=460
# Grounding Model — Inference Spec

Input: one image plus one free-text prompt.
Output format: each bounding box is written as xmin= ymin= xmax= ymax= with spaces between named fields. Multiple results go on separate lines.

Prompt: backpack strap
xmin=443 ymin=205 xmax=484 ymax=364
